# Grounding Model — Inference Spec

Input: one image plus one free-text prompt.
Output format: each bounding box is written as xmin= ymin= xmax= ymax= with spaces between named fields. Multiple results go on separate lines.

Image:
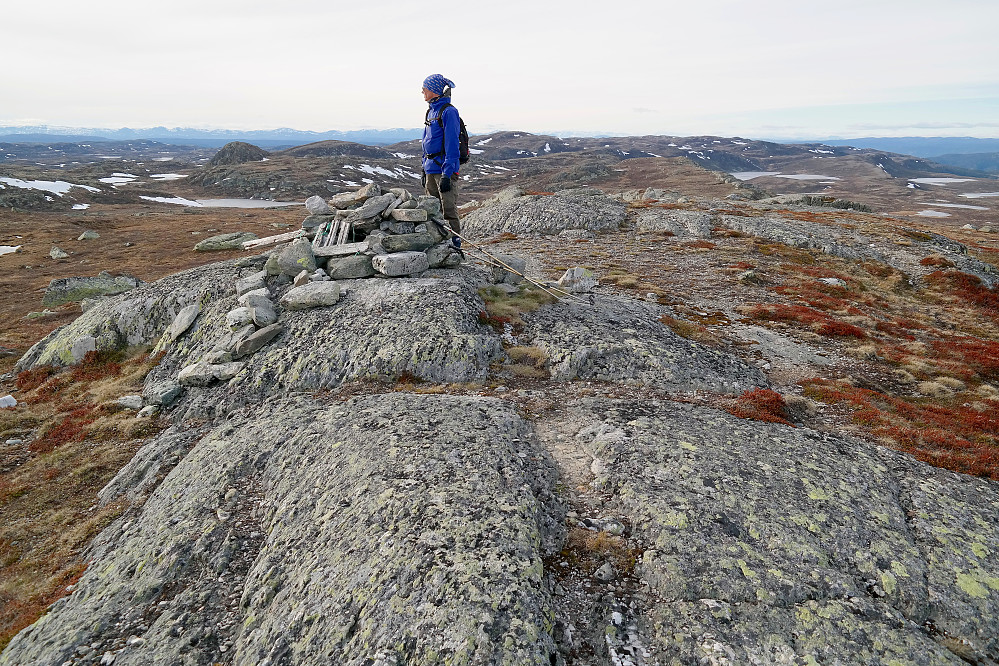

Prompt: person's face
xmin=422 ymin=87 xmax=436 ymax=102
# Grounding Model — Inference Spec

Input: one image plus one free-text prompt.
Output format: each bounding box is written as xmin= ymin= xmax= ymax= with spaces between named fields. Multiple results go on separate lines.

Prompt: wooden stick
xmin=243 ymin=230 xmax=304 ymax=250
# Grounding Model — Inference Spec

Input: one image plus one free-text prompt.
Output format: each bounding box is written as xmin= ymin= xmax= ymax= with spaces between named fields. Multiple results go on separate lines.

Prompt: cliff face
xmin=3 ymin=188 xmax=998 ymax=665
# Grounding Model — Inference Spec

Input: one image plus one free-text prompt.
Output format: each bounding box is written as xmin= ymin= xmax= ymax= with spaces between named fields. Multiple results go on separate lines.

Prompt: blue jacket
xmin=422 ymin=96 xmax=460 ymax=177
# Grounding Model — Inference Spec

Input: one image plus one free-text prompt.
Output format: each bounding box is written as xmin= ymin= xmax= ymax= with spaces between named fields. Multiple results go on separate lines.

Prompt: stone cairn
xmin=162 ymin=183 xmax=463 ymax=396
xmin=301 ymin=182 xmax=461 ymax=279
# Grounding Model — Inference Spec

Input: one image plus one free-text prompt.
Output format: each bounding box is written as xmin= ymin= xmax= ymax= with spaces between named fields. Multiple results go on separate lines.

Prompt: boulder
xmin=381 ymin=220 xmax=416 ymax=235
xmin=233 ymin=323 xmax=283 ymax=359
xmin=164 ymin=304 xmax=201 ymax=343
xmin=279 ymin=282 xmax=342 ymax=310
xmin=77 ymin=230 xmax=100 ymax=240
xmin=380 ymin=232 xmax=436 ymax=254
xmin=372 ymin=251 xmax=430 ymax=277
xmin=462 ymin=189 xmax=626 ymax=236
xmin=558 ymin=267 xmax=597 ymax=293
xmin=194 ymin=232 xmax=258 ymax=252
xmin=489 ymin=253 xmax=527 ymax=285
xmin=237 ymin=289 xmax=271 ymax=309
xmin=416 ymin=195 xmax=442 ymax=217
xmin=266 ymin=237 xmax=316 ymax=277
xmin=326 ymin=255 xmax=376 ymax=280
xmin=0 ymin=395 xmax=17 ymax=409
xmin=49 ymin=246 xmax=69 ymax=259
xmin=42 ymin=271 xmax=142 ymax=307
xmin=305 ymin=195 xmax=332 ymax=215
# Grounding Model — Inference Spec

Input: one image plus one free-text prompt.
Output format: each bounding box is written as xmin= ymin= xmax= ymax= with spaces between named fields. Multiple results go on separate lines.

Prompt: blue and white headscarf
xmin=423 ymin=74 xmax=455 ymax=96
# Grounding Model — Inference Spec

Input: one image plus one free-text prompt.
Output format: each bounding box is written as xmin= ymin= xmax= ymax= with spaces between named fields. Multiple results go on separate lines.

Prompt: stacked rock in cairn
xmin=300 ymin=182 xmax=461 ymax=280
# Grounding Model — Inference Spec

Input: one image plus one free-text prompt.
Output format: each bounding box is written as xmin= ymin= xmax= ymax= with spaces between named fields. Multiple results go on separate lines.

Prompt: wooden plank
xmin=243 ymin=230 xmax=303 ymax=250
xmin=312 ymin=241 xmax=368 ymax=258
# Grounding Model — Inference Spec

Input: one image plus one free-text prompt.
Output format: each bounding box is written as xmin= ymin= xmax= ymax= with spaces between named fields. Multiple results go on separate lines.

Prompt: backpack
xmin=425 ymin=103 xmax=470 ymax=166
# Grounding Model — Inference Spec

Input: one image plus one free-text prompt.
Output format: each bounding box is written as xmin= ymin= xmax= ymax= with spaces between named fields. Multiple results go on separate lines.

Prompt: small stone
xmin=178 ymin=361 xmax=218 ymax=387
xmin=305 ymin=195 xmax=333 ymax=215
xmin=226 ymin=307 xmax=254 ymax=330
xmin=235 ymin=270 xmax=267 ymax=296
xmin=78 ymin=230 xmax=100 ymax=240
xmin=137 ymin=405 xmax=159 ymax=418
xmin=818 ymin=277 xmax=846 ymax=287
xmin=280 ymin=282 xmax=342 ymax=310
xmin=233 ymin=323 xmax=283 ymax=359
xmin=350 ymin=193 xmax=396 ymax=220
xmin=5 ymin=438 xmax=24 ymax=445
xmin=143 ymin=380 xmax=183 ymax=406
xmin=203 ymin=350 xmax=233 ymax=364
xmin=426 ymin=243 xmax=462 ymax=269
xmin=390 ymin=208 xmax=428 ymax=222
xmin=116 ymin=395 xmax=144 ymax=410
xmin=238 ymin=288 xmax=271 ymax=308
xmin=372 ymin=251 xmax=430 ymax=277
xmin=250 ymin=301 xmax=279 ymax=327
xmin=302 ymin=214 xmax=334 ymax=233
xmin=270 ymin=237 xmax=316 ymax=277
xmin=293 ymin=270 xmax=310 ymax=287
xmin=165 ymin=304 xmax=200 ymax=342
xmin=595 ymin=562 xmax=616 ymax=582
xmin=213 ymin=362 xmax=245 ymax=381
xmin=962 ymin=224 xmax=977 ymax=230
xmin=50 ymin=246 xmax=69 ymax=259
xmin=0 ymin=395 xmax=17 ymax=409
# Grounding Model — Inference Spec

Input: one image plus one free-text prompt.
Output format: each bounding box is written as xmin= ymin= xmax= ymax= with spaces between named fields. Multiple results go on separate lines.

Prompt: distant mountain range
xmin=821 ymin=136 xmax=999 ymax=158
xmin=0 ymin=126 xmax=424 ymax=148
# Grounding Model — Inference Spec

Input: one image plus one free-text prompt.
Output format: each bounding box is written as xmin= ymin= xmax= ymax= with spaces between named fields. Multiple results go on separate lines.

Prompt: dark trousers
xmin=424 ymin=173 xmax=461 ymax=236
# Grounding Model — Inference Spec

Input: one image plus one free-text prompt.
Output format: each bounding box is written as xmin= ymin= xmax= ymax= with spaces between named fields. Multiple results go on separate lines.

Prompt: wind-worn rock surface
xmin=545 ymin=398 xmax=999 ymax=664
xmin=1 ymin=393 xmax=565 ymax=666
xmin=462 ymin=188 xmax=627 ymax=236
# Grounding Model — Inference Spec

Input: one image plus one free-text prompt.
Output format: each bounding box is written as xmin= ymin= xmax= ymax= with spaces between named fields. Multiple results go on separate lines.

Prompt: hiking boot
xmin=451 ymin=236 xmax=462 ymax=249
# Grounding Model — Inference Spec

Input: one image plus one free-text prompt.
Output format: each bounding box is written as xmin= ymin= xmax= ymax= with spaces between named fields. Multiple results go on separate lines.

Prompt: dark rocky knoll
xmin=3 ymin=187 xmax=998 ymax=665
xmin=206 ymin=141 xmax=270 ymax=167
xmin=277 ymin=140 xmax=394 ymax=160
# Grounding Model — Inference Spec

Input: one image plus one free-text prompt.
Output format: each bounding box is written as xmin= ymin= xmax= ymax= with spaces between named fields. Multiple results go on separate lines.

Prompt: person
xmin=421 ymin=74 xmax=462 ymax=249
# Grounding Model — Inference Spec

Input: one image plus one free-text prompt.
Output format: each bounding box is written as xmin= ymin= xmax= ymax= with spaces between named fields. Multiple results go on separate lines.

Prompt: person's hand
xmin=421 ymin=170 xmax=426 ymax=187
xmin=440 ymin=176 xmax=452 ymax=193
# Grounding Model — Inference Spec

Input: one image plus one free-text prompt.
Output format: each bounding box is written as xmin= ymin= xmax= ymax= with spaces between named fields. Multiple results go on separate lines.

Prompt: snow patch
xmin=0 ymin=245 xmax=22 ymax=256
xmin=731 ymin=171 xmax=780 ymax=180
xmin=909 ymin=178 xmax=975 ymax=186
xmin=149 ymin=173 xmax=187 ymax=181
xmin=474 ymin=137 xmax=493 ymax=146
xmin=0 ymin=177 xmax=100 ymax=196
xmin=72 ymin=203 xmax=90 ymax=210
xmin=140 ymin=195 xmax=202 ymax=207
xmin=916 ymin=209 xmax=951 ymax=218
xmin=960 ymin=192 xmax=999 ymax=199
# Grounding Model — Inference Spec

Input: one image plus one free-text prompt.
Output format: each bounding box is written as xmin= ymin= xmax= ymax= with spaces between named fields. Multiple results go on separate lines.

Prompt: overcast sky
xmin=5 ymin=0 xmax=998 ymax=140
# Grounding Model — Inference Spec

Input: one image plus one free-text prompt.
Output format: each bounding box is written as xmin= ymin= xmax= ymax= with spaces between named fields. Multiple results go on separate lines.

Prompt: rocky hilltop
xmin=2 ymin=183 xmax=998 ymax=665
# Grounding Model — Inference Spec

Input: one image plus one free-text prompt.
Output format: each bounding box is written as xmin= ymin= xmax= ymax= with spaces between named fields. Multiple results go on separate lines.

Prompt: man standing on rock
xmin=421 ymin=74 xmax=462 ymax=249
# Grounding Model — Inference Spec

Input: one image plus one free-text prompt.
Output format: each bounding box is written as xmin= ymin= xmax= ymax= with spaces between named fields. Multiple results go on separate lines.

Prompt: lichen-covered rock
xmin=556 ymin=398 xmax=999 ymax=664
xmin=0 ymin=394 xmax=565 ymax=666
xmin=526 ymin=295 xmax=765 ymax=393
xmin=426 ymin=243 xmax=462 ymax=269
xmin=380 ymin=232 xmax=435 ymax=254
xmin=325 ymin=255 xmax=375 ymax=280
xmin=558 ymin=267 xmax=597 ymax=293
xmin=20 ymin=263 xmax=235 ymax=370
xmin=489 ymin=253 xmax=526 ymax=284
xmin=372 ymin=251 xmax=430 ymax=277
xmin=233 ymin=323 xmax=283 ymax=359
xmin=304 ymin=194 xmax=332 ymax=215
xmin=267 ymin=237 xmax=316 ymax=277
xmin=279 ymin=282 xmax=341 ymax=310
xmin=194 ymin=232 xmax=258 ymax=252
xmin=462 ymin=188 xmax=626 ymax=237
xmin=41 ymin=271 xmax=142 ymax=307
xmin=163 ymin=304 xmax=200 ymax=343
xmin=635 ymin=208 xmax=713 ymax=238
